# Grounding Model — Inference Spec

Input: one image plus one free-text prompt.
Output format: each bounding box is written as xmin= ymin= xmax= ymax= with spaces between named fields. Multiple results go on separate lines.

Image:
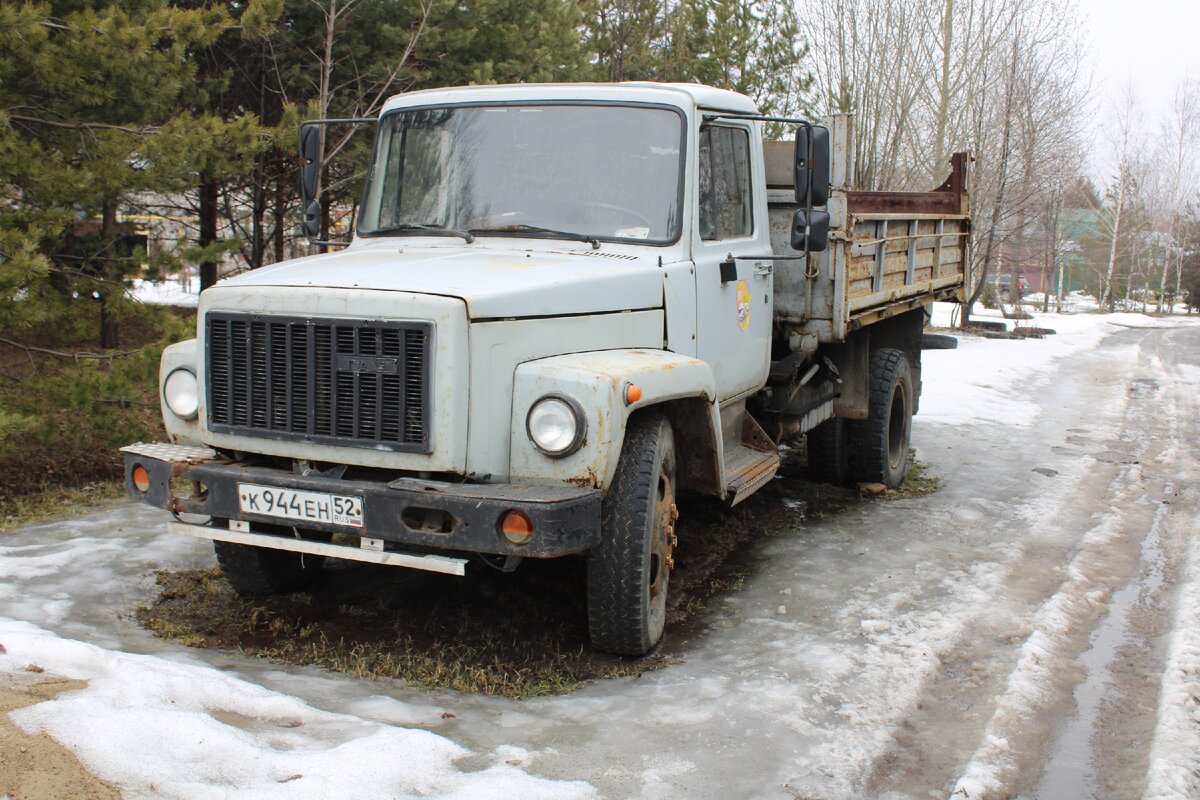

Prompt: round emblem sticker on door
xmin=736 ymin=279 xmax=752 ymax=330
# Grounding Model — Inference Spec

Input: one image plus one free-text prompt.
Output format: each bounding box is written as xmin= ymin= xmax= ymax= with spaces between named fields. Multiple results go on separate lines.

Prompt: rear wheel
xmin=214 ymin=526 xmax=328 ymax=594
xmin=848 ymin=348 xmax=913 ymax=489
xmin=805 ymin=417 xmax=851 ymax=485
xmin=587 ymin=412 xmax=677 ymax=656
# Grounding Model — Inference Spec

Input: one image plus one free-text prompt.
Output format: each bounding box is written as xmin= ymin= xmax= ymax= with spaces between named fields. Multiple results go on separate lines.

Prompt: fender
xmin=160 ymin=338 xmax=201 ymax=445
xmin=510 ymin=349 xmax=724 ymax=495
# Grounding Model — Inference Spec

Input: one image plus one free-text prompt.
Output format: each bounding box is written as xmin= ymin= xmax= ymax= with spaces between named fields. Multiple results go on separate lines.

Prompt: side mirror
xmin=791 ymin=209 xmax=830 ymax=253
xmin=299 ymin=123 xmax=321 ymax=236
xmin=302 ymin=201 xmax=321 ymax=239
xmin=794 ymin=125 xmax=830 ymax=207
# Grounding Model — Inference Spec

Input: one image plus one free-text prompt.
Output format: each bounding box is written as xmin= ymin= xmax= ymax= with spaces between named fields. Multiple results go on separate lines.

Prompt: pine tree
xmin=0 ymin=0 xmax=270 ymax=343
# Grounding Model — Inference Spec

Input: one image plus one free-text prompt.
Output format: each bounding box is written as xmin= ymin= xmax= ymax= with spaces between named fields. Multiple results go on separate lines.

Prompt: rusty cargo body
xmin=757 ymin=114 xmax=969 ymax=431
xmin=768 ymin=114 xmax=970 ymax=344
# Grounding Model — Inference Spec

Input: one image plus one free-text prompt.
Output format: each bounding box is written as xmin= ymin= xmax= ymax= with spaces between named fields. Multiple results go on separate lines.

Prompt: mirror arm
xmin=701 ymin=113 xmax=815 ymax=125
xmin=302 ymin=117 xmax=378 ymax=127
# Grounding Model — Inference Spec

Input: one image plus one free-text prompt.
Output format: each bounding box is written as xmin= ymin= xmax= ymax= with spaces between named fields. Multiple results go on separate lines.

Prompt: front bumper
xmin=122 ymin=443 xmax=601 ymax=558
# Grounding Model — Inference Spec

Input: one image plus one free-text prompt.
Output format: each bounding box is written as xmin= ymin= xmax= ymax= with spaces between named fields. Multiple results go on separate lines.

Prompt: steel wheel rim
xmin=887 ymin=383 xmax=908 ymax=470
xmin=647 ymin=454 xmax=676 ymax=634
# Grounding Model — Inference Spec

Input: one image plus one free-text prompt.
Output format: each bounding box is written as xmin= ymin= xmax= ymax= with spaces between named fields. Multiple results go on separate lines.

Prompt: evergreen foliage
xmin=0 ymin=0 xmax=814 ymax=499
xmin=0 ymin=0 xmax=271 ymax=342
xmin=582 ymin=0 xmax=811 ymax=117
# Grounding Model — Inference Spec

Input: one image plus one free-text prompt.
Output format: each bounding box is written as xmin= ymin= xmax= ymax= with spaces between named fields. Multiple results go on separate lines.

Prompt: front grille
xmin=206 ymin=313 xmax=431 ymax=452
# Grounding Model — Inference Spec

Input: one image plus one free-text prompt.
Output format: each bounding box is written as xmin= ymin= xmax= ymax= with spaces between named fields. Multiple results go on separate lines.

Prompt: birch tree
xmin=1153 ymin=78 xmax=1198 ymax=313
xmin=1099 ymin=84 xmax=1142 ymax=312
xmin=799 ymin=0 xmax=1089 ymax=324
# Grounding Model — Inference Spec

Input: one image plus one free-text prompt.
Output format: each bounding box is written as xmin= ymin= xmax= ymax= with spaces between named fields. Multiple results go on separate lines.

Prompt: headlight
xmin=526 ymin=395 xmax=585 ymax=457
xmin=163 ymin=368 xmax=199 ymax=420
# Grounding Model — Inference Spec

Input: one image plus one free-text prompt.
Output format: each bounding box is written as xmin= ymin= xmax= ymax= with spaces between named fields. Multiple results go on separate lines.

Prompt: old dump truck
xmin=123 ymin=83 xmax=969 ymax=655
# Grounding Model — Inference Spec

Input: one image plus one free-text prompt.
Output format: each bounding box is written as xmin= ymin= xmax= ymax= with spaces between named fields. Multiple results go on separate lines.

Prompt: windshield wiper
xmin=469 ymin=224 xmax=600 ymax=250
xmin=368 ymin=224 xmax=474 ymax=243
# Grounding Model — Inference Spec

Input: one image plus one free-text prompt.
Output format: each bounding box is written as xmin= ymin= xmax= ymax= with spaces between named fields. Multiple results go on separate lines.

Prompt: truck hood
xmin=213 ymin=243 xmax=664 ymax=319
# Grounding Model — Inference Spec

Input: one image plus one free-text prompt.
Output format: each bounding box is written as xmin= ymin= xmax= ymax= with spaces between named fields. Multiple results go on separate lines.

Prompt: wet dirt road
xmin=2 ymin=322 xmax=1198 ymax=800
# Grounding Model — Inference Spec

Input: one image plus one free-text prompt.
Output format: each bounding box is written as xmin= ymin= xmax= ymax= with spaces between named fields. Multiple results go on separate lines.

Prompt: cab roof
xmin=379 ymin=82 xmax=759 ymax=116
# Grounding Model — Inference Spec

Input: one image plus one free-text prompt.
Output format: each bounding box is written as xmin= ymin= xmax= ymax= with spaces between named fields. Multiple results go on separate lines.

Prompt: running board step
xmin=723 ymin=415 xmax=781 ymax=507
xmin=723 ymin=446 xmax=780 ymax=506
xmin=167 ymin=521 xmax=468 ymax=576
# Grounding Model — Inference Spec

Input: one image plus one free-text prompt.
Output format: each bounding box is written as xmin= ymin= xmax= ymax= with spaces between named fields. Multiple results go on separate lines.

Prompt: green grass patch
xmin=0 ymin=303 xmax=192 ymax=529
xmin=879 ymin=451 xmax=942 ymax=499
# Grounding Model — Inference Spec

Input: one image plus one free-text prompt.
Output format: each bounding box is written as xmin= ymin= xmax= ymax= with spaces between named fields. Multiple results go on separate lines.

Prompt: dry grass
xmin=138 ymin=565 xmax=674 ymax=699
xmin=135 ymin=441 xmax=938 ymax=698
xmin=1 ymin=480 xmax=126 ymax=532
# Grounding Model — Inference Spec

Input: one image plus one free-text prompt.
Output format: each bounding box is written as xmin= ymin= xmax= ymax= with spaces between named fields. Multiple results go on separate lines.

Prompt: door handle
xmin=754 ymin=263 xmax=772 ymax=277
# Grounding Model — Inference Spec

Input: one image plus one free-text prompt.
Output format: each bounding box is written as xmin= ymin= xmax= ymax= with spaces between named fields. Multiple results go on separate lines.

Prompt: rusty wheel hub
xmin=650 ymin=472 xmax=679 ymax=601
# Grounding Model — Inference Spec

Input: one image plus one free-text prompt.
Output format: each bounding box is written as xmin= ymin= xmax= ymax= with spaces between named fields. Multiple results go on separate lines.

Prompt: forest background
xmin=0 ymin=0 xmax=1197 ymax=519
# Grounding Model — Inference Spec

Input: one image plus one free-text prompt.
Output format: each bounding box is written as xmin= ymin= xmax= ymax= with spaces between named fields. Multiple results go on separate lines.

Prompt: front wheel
xmin=587 ymin=412 xmax=677 ymax=656
xmin=848 ymin=348 xmax=913 ymax=489
xmin=214 ymin=526 xmax=328 ymax=594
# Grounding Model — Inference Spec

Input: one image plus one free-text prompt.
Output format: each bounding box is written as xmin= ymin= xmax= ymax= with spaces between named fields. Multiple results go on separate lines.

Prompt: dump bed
xmin=765 ymin=115 xmax=970 ymax=343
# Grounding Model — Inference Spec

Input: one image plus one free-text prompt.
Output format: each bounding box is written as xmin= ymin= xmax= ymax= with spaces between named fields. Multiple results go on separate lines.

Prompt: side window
xmin=698 ymin=125 xmax=753 ymax=240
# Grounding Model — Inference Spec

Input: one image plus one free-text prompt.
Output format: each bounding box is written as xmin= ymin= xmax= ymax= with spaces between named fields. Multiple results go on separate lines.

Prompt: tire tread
xmin=587 ymin=413 xmax=670 ymax=656
xmin=806 ymin=417 xmax=851 ymax=485
xmin=214 ymin=538 xmax=325 ymax=595
xmin=848 ymin=348 xmax=911 ymax=487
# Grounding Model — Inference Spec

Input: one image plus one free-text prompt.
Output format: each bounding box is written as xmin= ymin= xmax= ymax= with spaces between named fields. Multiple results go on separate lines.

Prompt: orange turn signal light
xmin=131 ymin=464 xmax=151 ymax=493
xmin=624 ymin=383 xmax=642 ymax=405
xmin=500 ymin=510 xmax=533 ymax=545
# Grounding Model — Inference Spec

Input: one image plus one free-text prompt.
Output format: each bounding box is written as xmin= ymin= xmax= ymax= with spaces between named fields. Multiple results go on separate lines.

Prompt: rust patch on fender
xmin=565 ymin=466 xmax=600 ymax=489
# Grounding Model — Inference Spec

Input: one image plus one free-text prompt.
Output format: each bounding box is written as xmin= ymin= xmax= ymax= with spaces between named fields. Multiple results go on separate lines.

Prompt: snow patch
xmin=0 ymin=620 xmax=595 ymax=800
xmin=1144 ymin=519 xmax=1200 ymax=799
xmin=923 ymin=304 xmax=1200 ymax=428
xmin=130 ymin=277 xmax=200 ymax=307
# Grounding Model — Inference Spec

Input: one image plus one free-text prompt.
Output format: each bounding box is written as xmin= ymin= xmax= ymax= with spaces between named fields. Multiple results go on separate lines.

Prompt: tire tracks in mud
xmin=782 ymin=341 xmax=1138 ymax=799
xmin=851 ymin=339 xmax=1141 ymax=799
xmin=941 ymin=327 xmax=1200 ymax=800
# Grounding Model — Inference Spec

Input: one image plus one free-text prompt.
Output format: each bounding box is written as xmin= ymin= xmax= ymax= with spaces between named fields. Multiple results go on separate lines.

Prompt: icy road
xmin=2 ymin=308 xmax=1199 ymax=800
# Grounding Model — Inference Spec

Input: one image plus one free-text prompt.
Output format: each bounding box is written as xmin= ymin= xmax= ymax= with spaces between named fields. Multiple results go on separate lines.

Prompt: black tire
xmin=921 ymin=332 xmax=958 ymax=350
xmin=806 ymin=417 xmax=851 ymax=485
xmin=214 ymin=528 xmax=327 ymax=594
xmin=587 ymin=412 xmax=677 ymax=656
xmin=848 ymin=348 xmax=913 ymax=489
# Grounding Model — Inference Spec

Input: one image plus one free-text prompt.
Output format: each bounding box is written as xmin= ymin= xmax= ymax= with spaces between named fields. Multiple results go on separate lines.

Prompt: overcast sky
xmin=1083 ymin=0 xmax=1198 ymax=173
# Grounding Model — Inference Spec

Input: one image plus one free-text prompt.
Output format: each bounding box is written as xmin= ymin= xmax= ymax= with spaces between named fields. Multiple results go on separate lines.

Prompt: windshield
xmin=358 ymin=104 xmax=685 ymax=244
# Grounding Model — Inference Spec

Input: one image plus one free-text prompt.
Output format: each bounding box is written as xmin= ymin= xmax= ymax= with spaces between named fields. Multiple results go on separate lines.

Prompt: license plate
xmin=237 ymin=483 xmax=363 ymax=528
